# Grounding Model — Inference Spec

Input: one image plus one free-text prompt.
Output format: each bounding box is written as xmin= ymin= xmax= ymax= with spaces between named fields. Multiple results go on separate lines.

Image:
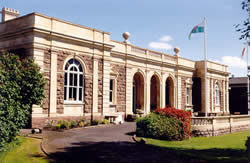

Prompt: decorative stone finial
xmin=174 ymin=47 xmax=180 ymax=56
xmin=122 ymin=32 xmax=131 ymax=44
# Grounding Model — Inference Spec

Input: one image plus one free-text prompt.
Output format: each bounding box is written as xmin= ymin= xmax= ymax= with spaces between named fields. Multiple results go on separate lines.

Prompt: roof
xmin=229 ymin=77 xmax=248 ymax=85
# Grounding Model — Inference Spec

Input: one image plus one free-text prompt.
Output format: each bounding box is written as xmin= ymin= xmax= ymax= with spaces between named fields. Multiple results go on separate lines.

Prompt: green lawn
xmin=0 ymin=137 xmax=50 ymax=163
xmin=144 ymin=131 xmax=250 ymax=162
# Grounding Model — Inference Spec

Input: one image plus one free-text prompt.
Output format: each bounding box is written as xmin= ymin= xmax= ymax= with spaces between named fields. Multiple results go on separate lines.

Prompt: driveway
xmin=43 ymin=122 xmax=185 ymax=163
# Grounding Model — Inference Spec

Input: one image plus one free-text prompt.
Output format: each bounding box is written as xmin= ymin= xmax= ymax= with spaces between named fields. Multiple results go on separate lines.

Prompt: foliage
xmin=136 ymin=113 xmax=183 ymax=140
xmin=91 ymin=119 xmax=100 ymax=126
xmin=101 ymin=119 xmax=110 ymax=125
xmin=69 ymin=120 xmax=77 ymax=128
xmin=0 ymin=52 xmax=46 ymax=151
xmin=78 ymin=121 xmax=84 ymax=127
xmin=155 ymin=107 xmax=192 ymax=139
xmin=235 ymin=0 xmax=250 ymax=40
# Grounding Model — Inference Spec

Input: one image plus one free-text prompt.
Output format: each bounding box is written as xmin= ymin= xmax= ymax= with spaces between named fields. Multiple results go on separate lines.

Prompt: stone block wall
xmin=111 ymin=64 xmax=126 ymax=112
xmin=181 ymin=76 xmax=188 ymax=110
xmin=98 ymin=58 xmax=103 ymax=113
xmin=43 ymin=49 xmax=51 ymax=114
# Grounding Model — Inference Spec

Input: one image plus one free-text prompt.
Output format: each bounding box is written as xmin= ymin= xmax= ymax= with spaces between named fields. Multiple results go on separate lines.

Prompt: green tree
xmin=236 ymin=0 xmax=250 ymax=40
xmin=0 ymin=52 xmax=46 ymax=151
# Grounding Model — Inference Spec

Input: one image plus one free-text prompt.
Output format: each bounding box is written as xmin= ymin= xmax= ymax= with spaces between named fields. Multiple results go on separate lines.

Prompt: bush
xmin=136 ymin=113 xmax=183 ymax=140
xmin=55 ymin=124 xmax=61 ymax=129
xmin=69 ymin=120 xmax=77 ymax=128
xmin=0 ymin=52 xmax=46 ymax=151
xmin=78 ymin=121 xmax=84 ymax=127
xmin=91 ymin=119 xmax=100 ymax=126
xmin=101 ymin=119 xmax=110 ymax=125
xmin=155 ymin=107 xmax=192 ymax=139
xmin=85 ymin=120 xmax=91 ymax=127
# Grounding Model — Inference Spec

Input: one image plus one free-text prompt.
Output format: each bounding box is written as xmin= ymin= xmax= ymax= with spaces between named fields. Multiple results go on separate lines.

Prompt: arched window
xmin=64 ymin=59 xmax=84 ymax=102
xmin=215 ymin=83 xmax=220 ymax=105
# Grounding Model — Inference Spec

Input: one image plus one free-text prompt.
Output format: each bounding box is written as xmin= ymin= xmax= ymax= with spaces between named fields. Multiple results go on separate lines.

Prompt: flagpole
xmin=204 ymin=17 xmax=208 ymax=117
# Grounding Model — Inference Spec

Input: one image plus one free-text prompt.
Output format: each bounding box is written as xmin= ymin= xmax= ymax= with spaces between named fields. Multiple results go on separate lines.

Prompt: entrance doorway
xmin=165 ymin=77 xmax=174 ymax=107
xmin=150 ymin=75 xmax=160 ymax=111
xmin=133 ymin=72 xmax=144 ymax=114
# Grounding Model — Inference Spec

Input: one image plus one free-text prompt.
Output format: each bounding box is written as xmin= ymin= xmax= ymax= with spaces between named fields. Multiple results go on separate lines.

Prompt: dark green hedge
xmin=0 ymin=52 xmax=46 ymax=151
xmin=136 ymin=113 xmax=183 ymax=141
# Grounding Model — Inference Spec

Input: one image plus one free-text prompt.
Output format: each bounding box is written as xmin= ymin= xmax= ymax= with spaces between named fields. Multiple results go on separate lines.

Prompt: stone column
xmin=211 ymin=78 xmax=214 ymax=112
xmin=125 ymin=66 xmax=133 ymax=115
xmin=177 ymin=76 xmax=182 ymax=109
xmin=146 ymin=70 xmax=151 ymax=114
xmin=49 ymin=51 xmax=57 ymax=116
xmin=92 ymin=57 xmax=99 ymax=114
xmin=102 ymin=53 xmax=111 ymax=116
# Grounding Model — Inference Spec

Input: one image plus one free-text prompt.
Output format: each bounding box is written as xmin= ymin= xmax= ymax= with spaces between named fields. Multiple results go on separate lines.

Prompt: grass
xmin=144 ymin=130 xmax=250 ymax=162
xmin=0 ymin=137 xmax=50 ymax=163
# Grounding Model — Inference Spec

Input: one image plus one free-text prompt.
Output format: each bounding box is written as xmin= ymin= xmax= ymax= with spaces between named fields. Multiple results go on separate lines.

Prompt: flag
xmin=241 ymin=42 xmax=248 ymax=57
xmin=188 ymin=21 xmax=204 ymax=40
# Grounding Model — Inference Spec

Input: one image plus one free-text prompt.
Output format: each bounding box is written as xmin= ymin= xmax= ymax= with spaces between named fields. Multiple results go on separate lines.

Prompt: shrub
xmin=101 ymin=119 xmax=110 ymax=125
xmin=55 ymin=124 xmax=61 ymax=129
xmin=136 ymin=113 xmax=183 ymax=140
xmin=85 ymin=120 xmax=91 ymax=127
xmin=58 ymin=121 xmax=70 ymax=129
xmin=78 ymin=121 xmax=84 ymax=127
xmin=69 ymin=120 xmax=77 ymax=128
xmin=155 ymin=107 xmax=192 ymax=139
xmin=91 ymin=119 xmax=100 ymax=126
xmin=0 ymin=52 xmax=46 ymax=151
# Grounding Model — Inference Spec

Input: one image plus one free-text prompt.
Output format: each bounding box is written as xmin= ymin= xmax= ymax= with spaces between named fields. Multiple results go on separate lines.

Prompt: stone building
xmin=0 ymin=8 xmax=230 ymax=128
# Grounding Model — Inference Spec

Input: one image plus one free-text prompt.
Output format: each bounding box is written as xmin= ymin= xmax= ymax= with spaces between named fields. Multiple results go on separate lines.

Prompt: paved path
xmin=43 ymin=122 xmax=185 ymax=163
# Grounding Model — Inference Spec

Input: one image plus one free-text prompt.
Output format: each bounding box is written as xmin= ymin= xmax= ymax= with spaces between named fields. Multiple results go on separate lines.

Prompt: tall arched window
xmin=215 ymin=83 xmax=220 ymax=105
xmin=64 ymin=59 xmax=84 ymax=102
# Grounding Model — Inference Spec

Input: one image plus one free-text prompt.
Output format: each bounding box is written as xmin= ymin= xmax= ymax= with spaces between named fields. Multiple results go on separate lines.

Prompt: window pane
xmin=64 ymin=87 xmax=67 ymax=100
xmin=73 ymin=88 xmax=77 ymax=101
xmin=109 ymin=91 xmax=113 ymax=102
xmin=79 ymin=64 xmax=83 ymax=72
xmin=65 ymin=63 xmax=69 ymax=70
xmin=80 ymin=75 xmax=83 ymax=86
xmin=64 ymin=73 xmax=67 ymax=85
xmin=110 ymin=79 xmax=113 ymax=90
xmin=69 ymin=59 xmax=73 ymax=64
xmin=70 ymin=73 xmax=73 ymax=86
xmin=69 ymin=87 xmax=73 ymax=100
xmin=75 ymin=60 xmax=80 ymax=66
xmin=79 ymin=88 xmax=82 ymax=101
xmin=74 ymin=74 xmax=78 ymax=86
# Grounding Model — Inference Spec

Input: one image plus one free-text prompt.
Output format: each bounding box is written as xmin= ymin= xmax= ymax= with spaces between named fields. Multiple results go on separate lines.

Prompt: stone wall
xmin=43 ymin=49 xmax=51 ymax=114
xmin=181 ymin=76 xmax=188 ymax=110
xmin=192 ymin=115 xmax=250 ymax=137
xmin=111 ymin=64 xmax=126 ymax=112
xmin=55 ymin=51 xmax=94 ymax=114
xmin=98 ymin=58 xmax=103 ymax=113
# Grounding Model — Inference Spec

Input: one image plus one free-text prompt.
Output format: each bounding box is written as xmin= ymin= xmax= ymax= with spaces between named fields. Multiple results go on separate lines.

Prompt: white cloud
xmin=149 ymin=42 xmax=173 ymax=50
xmin=160 ymin=35 xmax=172 ymax=42
xmin=215 ymin=56 xmax=247 ymax=77
xmin=148 ymin=34 xmax=173 ymax=51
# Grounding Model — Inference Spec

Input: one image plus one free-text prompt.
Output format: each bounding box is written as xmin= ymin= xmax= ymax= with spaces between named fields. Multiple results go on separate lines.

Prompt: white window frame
xmin=186 ymin=87 xmax=190 ymax=105
xmin=64 ymin=59 xmax=84 ymax=104
xmin=109 ymin=75 xmax=117 ymax=105
xmin=215 ymin=83 xmax=220 ymax=106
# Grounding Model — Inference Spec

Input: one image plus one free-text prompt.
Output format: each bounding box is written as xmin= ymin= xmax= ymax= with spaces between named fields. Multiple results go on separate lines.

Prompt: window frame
xmin=186 ymin=87 xmax=190 ymax=105
xmin=215 ymin=83 xmax=220 ymax=106
xmin=64 ymin=59 xmax=84 ymax=104
xmin=109 ymin=75 xmax=117 ymax=105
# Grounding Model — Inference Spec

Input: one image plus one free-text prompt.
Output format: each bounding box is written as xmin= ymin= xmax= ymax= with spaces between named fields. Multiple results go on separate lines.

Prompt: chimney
xmin=1 ymin=8 xmax=19 ymax=22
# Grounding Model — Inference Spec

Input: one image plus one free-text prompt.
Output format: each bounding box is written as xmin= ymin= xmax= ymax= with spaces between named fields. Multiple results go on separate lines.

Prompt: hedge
xmin=0 ymin=52 xmax=46 ymax=151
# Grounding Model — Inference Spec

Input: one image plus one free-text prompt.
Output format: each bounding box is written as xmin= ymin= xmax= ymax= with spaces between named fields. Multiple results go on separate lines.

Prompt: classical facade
xmin=0 ymin=8 xmax=230 ymax=128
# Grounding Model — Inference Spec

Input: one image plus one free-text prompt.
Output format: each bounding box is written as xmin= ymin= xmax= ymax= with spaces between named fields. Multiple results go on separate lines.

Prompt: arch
xmin=63 ymin=55 xmax=88 ymax=74
xmin=132 ymin=72 xmax=145 ymax=114
xmin=150 ymin=74 xmax=161 ymax=111
xmin=131 ymin=68 xmax=146 ymax=83
xmin=165 ymin=76 xmax=174 ymax=107
xmin=64 ymin=58 xmax=85 ymax=102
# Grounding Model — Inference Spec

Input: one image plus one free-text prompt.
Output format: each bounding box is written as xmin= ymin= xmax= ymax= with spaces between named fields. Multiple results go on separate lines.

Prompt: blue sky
xmin=1 ymin=0 xmax=247 ymax=76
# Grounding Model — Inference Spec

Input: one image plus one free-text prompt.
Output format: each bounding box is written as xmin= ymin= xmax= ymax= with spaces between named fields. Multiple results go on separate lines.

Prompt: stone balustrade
xmin=192 ymin=115 xmax=250 ymax=137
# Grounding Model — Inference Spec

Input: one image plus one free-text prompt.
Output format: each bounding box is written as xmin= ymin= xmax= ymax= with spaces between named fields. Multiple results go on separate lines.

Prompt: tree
xmin=236 ymin=0 xmax=250 ymax=40
xmin=0 ymin=52 xmax=46 ymax=151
